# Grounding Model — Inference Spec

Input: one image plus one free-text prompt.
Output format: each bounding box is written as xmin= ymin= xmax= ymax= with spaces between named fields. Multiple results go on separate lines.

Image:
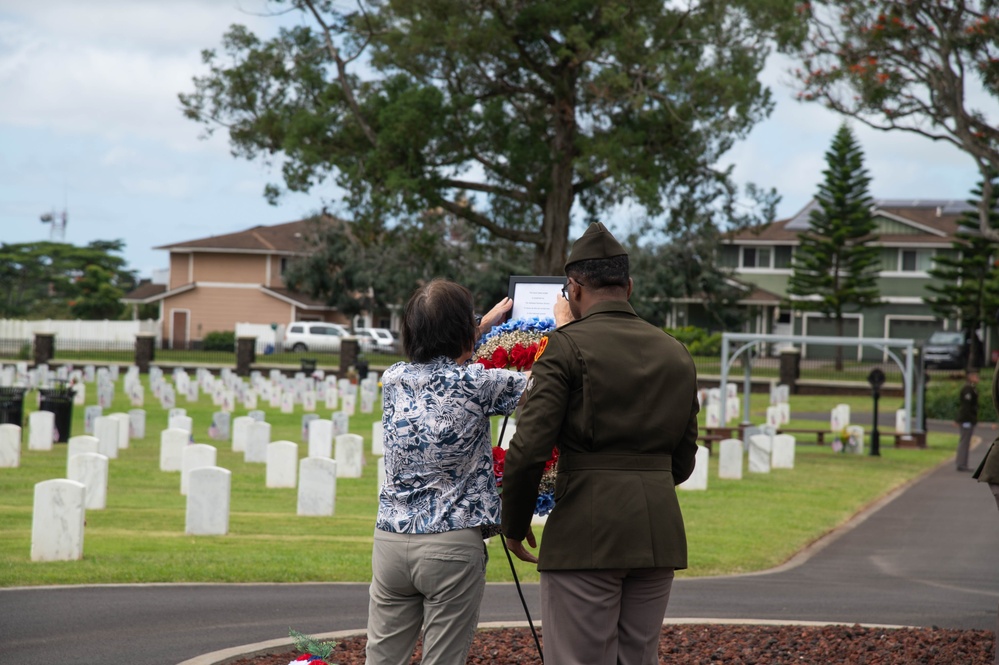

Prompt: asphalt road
xmin=1 ymin=436 xmax=996 ymax=665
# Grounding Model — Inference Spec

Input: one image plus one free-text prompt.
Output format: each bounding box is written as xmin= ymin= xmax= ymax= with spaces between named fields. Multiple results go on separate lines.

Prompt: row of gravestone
xmin=677 ymin=432 xmax=798 ymax=491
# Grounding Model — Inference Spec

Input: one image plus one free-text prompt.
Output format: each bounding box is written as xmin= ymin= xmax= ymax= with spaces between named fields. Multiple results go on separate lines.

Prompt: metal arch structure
xmin=719 ymin=333 xmax=920 ymax=436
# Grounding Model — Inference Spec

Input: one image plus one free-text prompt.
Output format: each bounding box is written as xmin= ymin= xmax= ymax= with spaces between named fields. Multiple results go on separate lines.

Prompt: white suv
xmin=356 ymin=327 xmax=397 ymax=353
xmin=284 ymin=322 xmax=349 ymax=353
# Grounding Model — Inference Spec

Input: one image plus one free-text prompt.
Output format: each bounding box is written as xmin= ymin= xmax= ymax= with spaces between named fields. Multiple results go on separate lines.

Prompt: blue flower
xmin=476 ymin=317 xmax=556 ymax=350
xmin=535 ymin=492 xmax=555 ymax=516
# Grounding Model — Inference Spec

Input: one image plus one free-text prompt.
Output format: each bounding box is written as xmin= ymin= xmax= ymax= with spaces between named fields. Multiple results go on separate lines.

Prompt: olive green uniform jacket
xmin=501 ymin=300 xmax=699 ymax=571
xmin=973 ymin=371 xmax=999 ymax=484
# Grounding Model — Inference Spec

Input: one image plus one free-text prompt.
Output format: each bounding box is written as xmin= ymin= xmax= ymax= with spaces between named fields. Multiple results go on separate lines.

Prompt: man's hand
xmin=505 ymin=527 xmax=538 ymax=564
xmin=554 ymin=297 xmax=574 ymax=328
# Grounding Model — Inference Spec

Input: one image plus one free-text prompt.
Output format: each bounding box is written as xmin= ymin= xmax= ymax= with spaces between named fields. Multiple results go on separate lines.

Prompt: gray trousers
xmin=365 ymin=527 xmax=487 ymax=665
xmin=540 ymin=567 xmax=675 ymax=665
xmin=957 ymin=423 xmax=975 ymax=469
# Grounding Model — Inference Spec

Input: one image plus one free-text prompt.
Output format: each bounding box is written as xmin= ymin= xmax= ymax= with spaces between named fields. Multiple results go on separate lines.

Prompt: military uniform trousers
xmin=540 ymin=567 xmax=675 ymax=665
xmin=957 ymin=422 xmax=975 ymax=470
xmin=366 ymin=527 xmax=487 ymax=665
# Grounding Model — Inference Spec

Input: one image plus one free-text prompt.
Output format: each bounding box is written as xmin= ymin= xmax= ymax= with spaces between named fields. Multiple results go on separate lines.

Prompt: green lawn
xmin=0 ymin=379 xmax=956 ymax=587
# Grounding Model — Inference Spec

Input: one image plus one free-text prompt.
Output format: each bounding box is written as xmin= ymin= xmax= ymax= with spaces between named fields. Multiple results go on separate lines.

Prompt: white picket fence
xmin=0 ymin=319 xmax=159 ymax=349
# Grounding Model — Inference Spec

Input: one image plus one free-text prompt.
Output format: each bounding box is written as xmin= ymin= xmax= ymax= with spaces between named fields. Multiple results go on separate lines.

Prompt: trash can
xmin=357 ymin=358 xmax=369 ymax=381
xmin=0 ymin=386 xmax=28 ymax=429
xmin=38 ymin=381 xmax=75 ymax=443
xmin=300 ymin=358 xmax=317 ymax=374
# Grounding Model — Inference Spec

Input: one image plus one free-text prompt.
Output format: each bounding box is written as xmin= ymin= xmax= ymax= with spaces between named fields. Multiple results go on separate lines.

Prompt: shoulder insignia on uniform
xmin=534 ymin=336 xmax=549 ymax=362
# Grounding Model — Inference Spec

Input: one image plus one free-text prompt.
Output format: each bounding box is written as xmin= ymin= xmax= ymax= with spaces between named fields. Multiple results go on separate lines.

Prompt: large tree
xmin=791 ymin=1 xmax=999 ymax=241
xmin=0 ymin=240 xmax=136 ymax=319
xmin=180 ymin=0 xmax=804 ymax=274
xmin=926 ymin=168 xmax=999 ymax=370
xmin=787 ymin=124 xmax=880 ymax=371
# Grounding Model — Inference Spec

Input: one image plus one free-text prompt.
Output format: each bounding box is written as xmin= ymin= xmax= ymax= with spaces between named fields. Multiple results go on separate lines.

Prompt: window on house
xmin=280 ymin=258 xmax=289 ymax=275
xmin=718 ymin=245 xmax=739 ymax=268
xmin=774 ymin=246 xmax=793 ymax=269
xmin=899 ymin=249 xmax=933 ymax=272
xmin=742 ymin=247 xmax=771 ymax=269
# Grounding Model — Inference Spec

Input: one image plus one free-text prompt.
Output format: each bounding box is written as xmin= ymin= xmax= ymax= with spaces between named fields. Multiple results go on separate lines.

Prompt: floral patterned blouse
xmin=376 ymin=357 xmax=526 ymax=534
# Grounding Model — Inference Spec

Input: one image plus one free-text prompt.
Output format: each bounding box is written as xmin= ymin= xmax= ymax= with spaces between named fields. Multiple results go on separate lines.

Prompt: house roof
xmin=725 ymin=199 xmax=973 ymax=246
xmin=121 ymin=282 xmax=168 ymax=303
xmin=154 ymin=218 xmax=332 ymax=255
xmin=261 ymin=287 xmax=338 ymax=310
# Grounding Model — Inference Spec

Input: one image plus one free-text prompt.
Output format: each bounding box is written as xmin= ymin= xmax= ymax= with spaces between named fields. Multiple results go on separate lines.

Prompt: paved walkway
xmin=1 ymin=432 xmax=996 ymax=665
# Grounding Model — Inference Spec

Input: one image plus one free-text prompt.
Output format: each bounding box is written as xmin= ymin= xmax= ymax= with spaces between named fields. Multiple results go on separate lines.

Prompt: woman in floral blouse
xmin=366 ymin=279 xmax=528 ymax=665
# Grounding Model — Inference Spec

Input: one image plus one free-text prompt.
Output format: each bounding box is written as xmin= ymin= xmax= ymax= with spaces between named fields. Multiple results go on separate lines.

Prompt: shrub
xmin=924 ymin=380 xmax=997 ymax=422
xmin=202 ymin=330 xmax=236 ymax=352
xmin=665 ymin=326 xmax=721 ymax=357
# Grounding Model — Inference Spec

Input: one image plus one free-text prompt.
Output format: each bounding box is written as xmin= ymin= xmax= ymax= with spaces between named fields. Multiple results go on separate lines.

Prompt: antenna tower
xmin=39 ymin=209 xmax=68 ymax=241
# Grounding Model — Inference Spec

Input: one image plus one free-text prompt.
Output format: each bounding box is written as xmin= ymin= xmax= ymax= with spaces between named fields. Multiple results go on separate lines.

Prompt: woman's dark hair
xmin=565 ymin=255 xmax=629 ymax=290
xmin=402 ymin=279 xmax=477 ymax=363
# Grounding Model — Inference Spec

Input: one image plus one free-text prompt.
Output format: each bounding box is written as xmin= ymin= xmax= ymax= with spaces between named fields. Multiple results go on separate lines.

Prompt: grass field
xmin=0 ymin=377 xmax=957 ymax=587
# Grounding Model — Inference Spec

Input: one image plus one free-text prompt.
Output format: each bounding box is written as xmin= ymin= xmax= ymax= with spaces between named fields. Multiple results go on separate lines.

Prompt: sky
xmin=0 ymin=1 xmax=984 ymax=280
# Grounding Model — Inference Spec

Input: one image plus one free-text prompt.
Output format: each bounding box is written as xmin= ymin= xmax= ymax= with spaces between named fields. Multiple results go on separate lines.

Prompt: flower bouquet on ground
xmin=287 ymin=629 xmax=337 ymax=665
xmin=473 ymin=316 xmax=559 ymax=519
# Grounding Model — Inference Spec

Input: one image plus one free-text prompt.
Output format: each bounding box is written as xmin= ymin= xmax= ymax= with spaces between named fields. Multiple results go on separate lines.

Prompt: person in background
xmin=972 ymin=369 xmax=999 ymax=665
xmin=365 ymin=279 xmax=527 ymax=665
xmin=956 ymin=370 xmax=980 ymax=472
xmin=501 ymin=222 xmax=699 ymax=665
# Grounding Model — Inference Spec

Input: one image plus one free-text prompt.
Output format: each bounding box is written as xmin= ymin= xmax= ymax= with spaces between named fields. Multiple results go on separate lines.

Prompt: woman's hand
xmin=479 ymin=297 xmax=514 ymax=334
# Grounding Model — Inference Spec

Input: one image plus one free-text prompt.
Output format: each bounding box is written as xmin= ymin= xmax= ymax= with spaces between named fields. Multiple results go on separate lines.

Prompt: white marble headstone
xmin=771 ymin=434 xmax=796 ymax=469
xmin=335 ymin=433 xmax=363 ymax=478
xmin=108 ymin=412 xmax=130 ymax=450
xmin=28 ymin=410 xmax=55 ymax=451
xmin=765 ymin=406 xmax=781 ymax=429
xmin=245 ymin=421 xmax=271 ymax=464
xmin=128 ymin=409 xmax=146 ymax=440
xmin=0 ymin=423 xmax=21 ymax=468
xmin=169 ymin=414 xmax=193 ymax=434
xmin=181 ymin=443 xmax=217 ymax=495
xmin=677 ymin=445 xmax=709 ymax=491
xmin=247 ymin=410 xmax=266 ymax=422
xmin=846 ymin=425 xmax=865 ymax=455
xmin=748 ymin=434 xmax=772 ymax=473
xmin=341 ymin=393 xmax=356 ymax=417
xmin=209 ymin=412 xmax=231 ymax=441
xmin=718 ymin=438 xmax=743 ymax=480
xmin=67 ymin=435 xmax=100 ymax=475
xmin=72 ymin=382 xmax=86 ymax=406
xmin=84 ymin=405 xmax=103 ymax=435
xmin=31 ymin=478 xmax=85 ymax=561
xmin=93 ymin=416 xmax=120 ymax=460
xmin=371 ymin=422 xmax=384 ymax=456
xmin=67 ymin=451 xmax=109 ymax=510
xmin=159 ymin=428 xmax=190 ymax=472
xmin=266 ymin=441 xmax=298 ymax=488
xmin=331 ymin=412 xmax=349 ymax=437
xmin=185 ymin=466 xmax=230 ymax=535
xmin=231 ymin=416 xmax=254 ymax=453
xmin=895 ymin=409 xmax=907 ymax=434
xmin=308 ymin=419 xmax=334 ymax=459
xmin=297 ymin=457 xmax=337 ymax=516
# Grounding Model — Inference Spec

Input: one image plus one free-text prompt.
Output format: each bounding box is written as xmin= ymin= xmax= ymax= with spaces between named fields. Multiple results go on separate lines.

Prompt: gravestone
xmin=168 ymin=407 xmax=186 ymax=419
xmin=185 ymin=466 xmax=231 ymax=536
xmin=777 ymin=402 xmax=791 ymax=425
xmin=302 ymin=392 xmax=317 ymax=412
xmin=0 ymin=424 xmax=21 ymax=468
xmin=66 ymin=435 xmax=100 ymax=475
xmin=771 ymin=434 xmax=796 ymax=469
xmin=376 ymin=456 xmax=386 ymax=494
xmin=718 ymin=438 xmax=743 ymax=480
xmin=245 ymin=421 xmax=271 ymax=464
xmin=677 ymin=445 xmax=709 ymax=491
xmin=28 ymin=411 xmax=55 ymax=451
xmin=331 ymin=412 xmax=349 ymax=437
xmin=93 ymin=416 xmax=120 ymax=460
xmin=108 ymin=412 xmax=130 ymax=450
xmin=67 ymin=451 xmax=109 ymax=510
xmin=846 ymin=425 xmax=865 ymax=455
xmin=371 ymin=422 xmax=384 ymax=456
xmin=895 ymin=409 xmax=907 ymax=434
xmin=280 ymin=392 xmax=295 ymax=414
xmin=341 ymin=393 xmax=356 ymax=417
xmin=297 ymin=457 xmax=337 ymax=516
xmin=266 ymin=441 xmax=298 ymax=488
xmin=360 ymin=381 xmax=377 ymax=414
xmin=308 ymin=419 xmax=334 ymax=459
xmin=181 ymin=443 xmax=217 ymax=495
xmin=31 ymin=478 xmax=85 ymax=561
xmin=765 ymin=406 xmax=781 ymax=429
xmin=748 ymin=434 xmax=772 ymax=473
xmin=169 ymin=414 xmax=193 ymax=434
xmin=335 ymin=433 xmax=364 ymax=478
xmin=84 ymin=405 xmax=103 ymax=435
xmin=830 ymin=404 xmax=850 ymax=433
xmin=72 ymin=382 xmax=86 ymax=406
xmin=703 ymin=403 xmax=721 ymax=428
xmin=231 ymin=416 xmax=254 ymax=453
xmin=243 ymin=391 xmax=258 ymax=410
xmin=301 ymin=414 xmax=319 ymax=443
xmin=128 ymin=409 xmax=146 ymax=440
xmin=248 ymin=409 xmax=266 ymax=423
xmin=324 ymin=386 xmax=338 ymax=411
xmin=209 ymin=412 xmax=231 ymax=441
xmin=159 ymin=428 xmax=189 ymax=472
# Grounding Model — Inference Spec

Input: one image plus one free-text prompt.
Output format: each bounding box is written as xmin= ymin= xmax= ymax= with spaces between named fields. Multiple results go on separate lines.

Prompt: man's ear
xmin=626 ymin=277 xmax=633 ymax=300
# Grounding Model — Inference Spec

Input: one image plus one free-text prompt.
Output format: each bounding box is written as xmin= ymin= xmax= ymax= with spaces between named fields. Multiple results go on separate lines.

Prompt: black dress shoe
xmin=957 ymin=467 xmax=971 ymax=472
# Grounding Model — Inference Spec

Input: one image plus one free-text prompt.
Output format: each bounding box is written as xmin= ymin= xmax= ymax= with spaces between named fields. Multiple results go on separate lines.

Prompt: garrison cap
xmin=564 ymin=222 xmax=628 ymax=270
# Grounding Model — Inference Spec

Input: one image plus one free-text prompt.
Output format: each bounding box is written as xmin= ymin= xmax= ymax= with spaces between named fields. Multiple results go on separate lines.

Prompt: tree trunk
xmin=532 ymin=93 xmax=576 ymax=276
xmin=834 ymin=314 xmax=844 ymax=372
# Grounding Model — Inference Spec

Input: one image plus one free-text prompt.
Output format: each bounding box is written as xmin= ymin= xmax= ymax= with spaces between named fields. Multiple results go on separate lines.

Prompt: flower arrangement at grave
xmin=287 ymin=629 xmax=337 ymax=665
xmin=473 ymin=316 xmax=559 ymax=517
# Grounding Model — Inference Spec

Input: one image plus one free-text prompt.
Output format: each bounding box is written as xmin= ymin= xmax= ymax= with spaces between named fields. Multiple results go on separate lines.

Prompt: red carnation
xmin=509 ymin=343 xmax=535 ymax=370
xmin=492 ymin=446 xmax=506 ymax=485
xmin=490 ymin=346 xmax=509 ymax=368
xmin=544 ymin=446 xmax=560 ymax=472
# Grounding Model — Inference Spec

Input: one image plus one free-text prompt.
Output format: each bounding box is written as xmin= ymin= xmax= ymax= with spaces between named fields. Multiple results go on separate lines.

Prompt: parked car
xmin=922 ymin=331 xmax=968 ymax=370
xmin=356 ymin=327 xmax=397 ymax=353
xmin=284 ymin=322 xmax=349 ymax=353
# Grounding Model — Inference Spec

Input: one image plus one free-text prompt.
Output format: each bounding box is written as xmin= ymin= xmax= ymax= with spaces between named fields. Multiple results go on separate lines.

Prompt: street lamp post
xmin=867 ymin=368 xmax=886 ymax=457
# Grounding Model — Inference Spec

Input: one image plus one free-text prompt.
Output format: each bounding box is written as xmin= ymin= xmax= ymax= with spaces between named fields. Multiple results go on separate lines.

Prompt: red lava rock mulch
xmin=226 ymin=624 xmax=995 ymax=664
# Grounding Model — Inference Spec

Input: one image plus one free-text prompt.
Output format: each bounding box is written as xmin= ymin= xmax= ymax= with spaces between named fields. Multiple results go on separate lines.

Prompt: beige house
xmin=123 ymin=220 xmax=346 ymax=349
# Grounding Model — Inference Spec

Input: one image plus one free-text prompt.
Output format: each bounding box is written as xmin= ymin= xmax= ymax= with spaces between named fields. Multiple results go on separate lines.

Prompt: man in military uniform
xmin=955 ymin=371 xmax=980 ymax=472
xmin=972 ymin=370 xmax=999 ymax=664
xmin=501 ymin=221 xmax=699 ymax=665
